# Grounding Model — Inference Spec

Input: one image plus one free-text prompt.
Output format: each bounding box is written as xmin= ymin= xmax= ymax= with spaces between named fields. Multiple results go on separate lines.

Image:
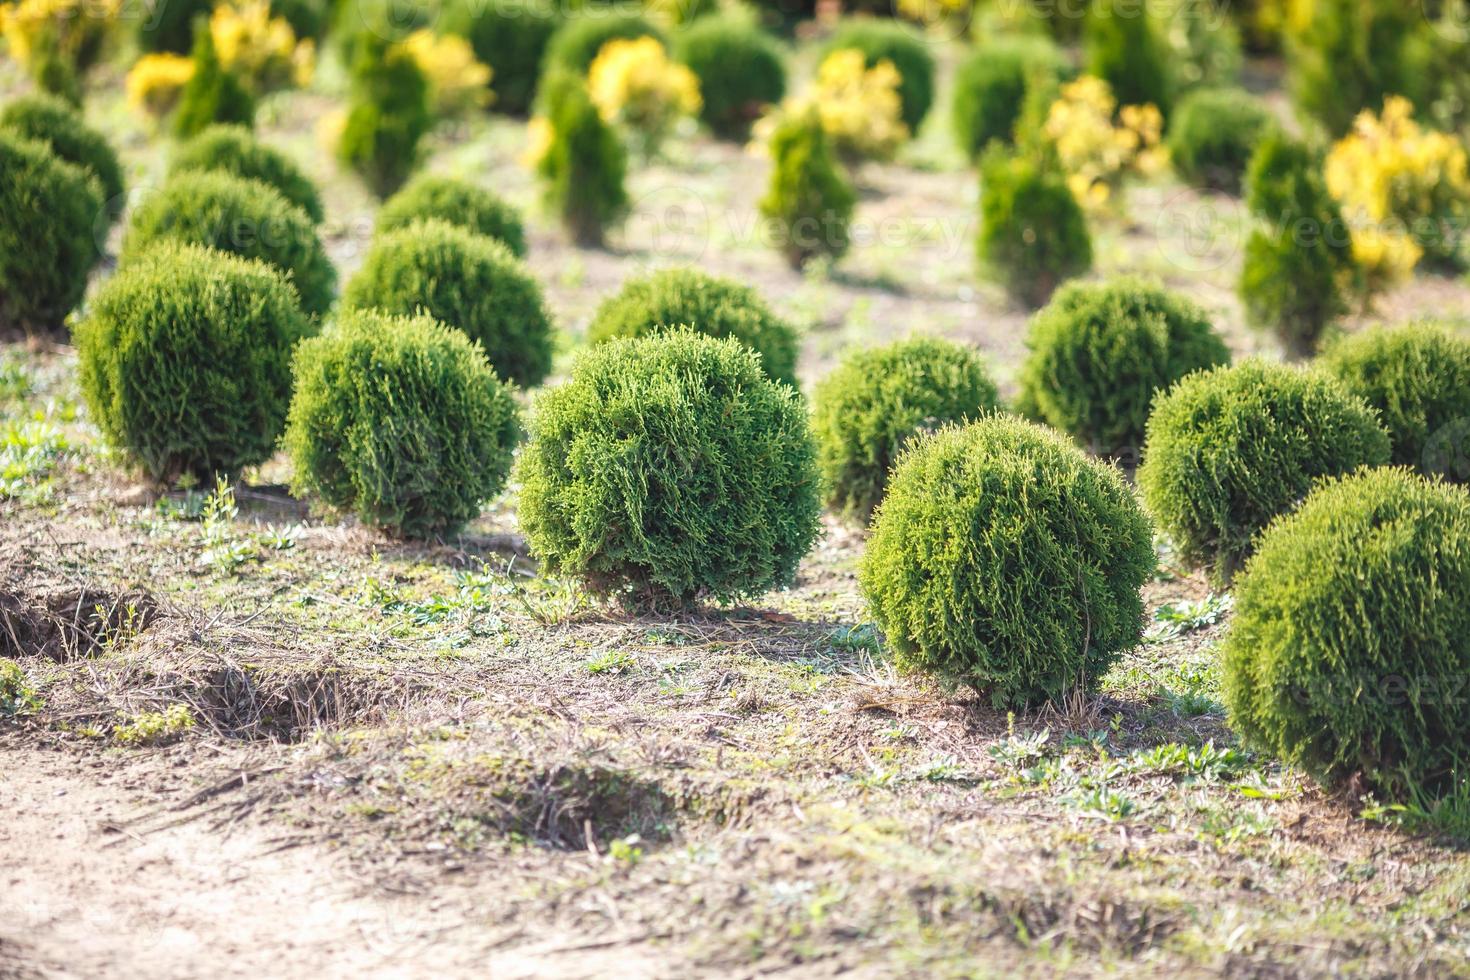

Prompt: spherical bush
xmin=1319 ymin=323 xmax=1470 ymax=481
xmin=284 ymin=310 xmax=520 ymax=538
xmin=860 ymin=417 xmax=1154 ymax=709
xmin=375 ymin=175 xmax=527 ymax=258
xmin=1019 ymin=278 xmax=1230 ymax=456
xmin=170 ymin=124 xmax=324 ymax=225
xmin=515 ymin=330 xmax=822 ymax=608
xmin=542 ymin=12 xmax=664 ymax=76
xmin=1139 ymin=360 xmax=1391 ymax=581
xmin=978 ymin=147 xmax=1092 ymax=308
xmin=0 ymin=130 xmax=102 ymax=335
xmin=587 ymin=268 xmax=798 ymax=387
xmin=76 ymin=242 xmax=310 ymax=483
xmin=444 ymin=0 xmax=562 ymax=115
xmin=1222 ymin=468 xmax=1470 ymax=797
xmin=951 ymin=35 xmax=1067 ymax=160
xmin=1 ymin=93 xmax=125 ymax=222
xmin=813 ymin=338 xmax=999 ymax=521
xmin=674 ymin=13 xmax=787 ymax=140
xmin=122 ymin=170 xmax=336 ymax=317
xmin=819 ymin=20 xmax=935 ymax=133
xmin=341 ymin=219 xmax=554 ymax=387
xmin=1167 ymin=88 xmax=1276 ymax=194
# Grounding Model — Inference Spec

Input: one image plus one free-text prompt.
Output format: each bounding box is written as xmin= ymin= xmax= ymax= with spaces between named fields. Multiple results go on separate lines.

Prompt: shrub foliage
xmin=674 ymin=13 xmax=786 ymax=140
xmin=444 ymin=0 xmax=561 ymax=115
xmin=978 ymin=147 xmax=1092 ymax=308
xmin=171 ymin=124 xmax=324 ymax=224
xmin=174 ymin=20 xmax=255 ymax=138
xmin=1167 ymin=87 xmax=1276 ymax=194
xmin=338 ymin=35 xmax=431 ymax=198
xmin=819 ymin=19 xmax=935 ymax=133
xmin=952 ymin=35 xmax=1067 ymax=161
xmin=860 ymin=417 xmax=1154 ymax=709
xmin=375 ymin=174 xmax=528 ymax=257
xmin=541 ymin=12 xmax=663 ymax=76
xmin=1 ymin=93 xmax=124 ymax=221
xmin=759 ymin=108 xmax=854 ymax=270
xmin=534 ymin=70 xmax=628 ymax=247
xmin=285 ymin=310 xmax=520 ymax=538
xmin=515 ymin=331 xmax=822 ymax=607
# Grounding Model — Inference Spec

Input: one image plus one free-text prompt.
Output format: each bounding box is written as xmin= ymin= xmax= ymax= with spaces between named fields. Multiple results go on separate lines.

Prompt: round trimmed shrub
xmin=375 ymin=175 xmax=527 ymax=258
xmin=0 ymin=131 xmax=102 ymax=336
xmin=284 ymin=310 xmax=520 ymax=538
xmin=1 ymin=93 xmax=125 ymax=222
xmin=587 ymin=268 xmax=798 ymax=387
xmin=541 ymin=12 xmax=664 ymax=77
xmin=444 ymin=0 xmax=562 ymax=115
xmin=1138 ymin=360 xmax=1391 ymax=581
xmin=978 ymin=147 xmax=1092 ymax=308
xmin=76 ymin=242 xmax=310 ymax=483
xmin=1019 ymin=278 xmax=1231 ymax=456
xmin=860 ymin=416 xmax=1154 ymax=709
xmin=1222 ymin=468 xmax=1470 ymax=798
xmin=819 ymin=20 xmax=935 ymax=133
xmin=1167 ymin=87 xmax=1276 ymax=194
xmin=951 ymin=35 xmax=1068 ymax=161
xmin=674 ymin=13 xmax=787 ymax=140
xmin=122 ymin=170 xmax=337 ymax=317
xmin=170 ymin=124 xmax=324 ymax=225
xmin=813 ymin=338 xmax=999 ymax=522
xmin=1320 ymin=323 xmax=1470 ymax=481
xmin=515 ymin=330 xmax=822 ymax=608
xmin=341 ymin=219 xmax=554 ymax=387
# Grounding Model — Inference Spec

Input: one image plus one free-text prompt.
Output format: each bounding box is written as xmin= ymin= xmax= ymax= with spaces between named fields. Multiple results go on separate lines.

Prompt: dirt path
xmin=0 ymin=745 xmax=669 ymax=980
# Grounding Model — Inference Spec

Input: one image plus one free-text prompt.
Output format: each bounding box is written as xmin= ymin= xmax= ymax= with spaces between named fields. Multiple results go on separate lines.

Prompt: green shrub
xmin=1239 ymin=133 xmax=1355 ymax=359
xmin=337 ymin=35 xmax=431 ymax=198
xmin=284 ymin=310 xmax=520 ymax=538
xmin=586 ymin=267 xmax=798 ymax=386
xmin=515 ymin=330 xmax=821 ymax=607
xmin=170 ymin=124 xmax=323 ymax=225
xmin=1166 ymin=87 xmax=1276 ymax=194
xmin=1019 ymin=278 xmax=1230 ymax=456
xmin=1 ymin=93 xmax=125 ymax=222
xmin=674 ymin=13 xmax=787 ymax=140
xmin=978 ymin=146 xmax=1092 ymax=308
xmin=138 ymin=0 xmax=213 ymax=53
xmin=1222 ymin=467 xmax=1470 ymax=799
xmin=0 ymin=131 xmax=102 ymax=336
xmin=819 ymin=19 xmax=936 ymax=133
xmin=341 ymin=219 xmax=554 ymax=387
xmin=1138 ymin=360 xmax=1391 ymax=581
xmin=331 ymin=0 xmax=441 ymax=64
xmin=541 ymin=11 xmax=664 ymax=76
xmin=1320 ymin=323 xmax=1470 ymax=480
xmin=535 ymin=70 xmax=628 ymax=247
xmin=813 ymin=338 xmax=1000 ymax=522
xmin=758 ymin=108 xmax=854 ymax=270
xmin=174 ymin=20 xmax=255 ymax=139
xmin=951 ymin=35 xmax=1068 ymax=161
xmin=270 ymin=0 xmax=330 ymax=41
xmin=375 ymin=175 xmax=527 ymax=257
xmin=76 ymin=242 xmax=309 ymax=483
xmin=1084 ymin=0 xmax=1176 ymax=116
xmin=444 ymin=0 xmax=562 ymax=115
xmin=122 ymin=170 xmax=337 ymax=317
xmin=860 ymin=416 xmax=1154 ymax=709
xmin=25 ymin=26 xmax=82 ymax=107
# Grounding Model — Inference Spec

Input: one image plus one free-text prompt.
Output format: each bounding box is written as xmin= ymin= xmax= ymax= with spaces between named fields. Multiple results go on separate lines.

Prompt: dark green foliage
xmin=27 ymin=27 xmax=82 ymax=107
xmin=332 ymin=0 xmax=442 ymax=64
xmin=76 ymin=242 xmax=309 ymax=483
xmin=977 ymin=147 xmax=1091 ymax=308
xmin=541 ymin=11 xmax=664 ymax=76
xmin=860 ymin=417 xmax=1154 ymax=709
xmin=1084 ymin=0 xmax=1175 ymax=116
xmin=586 ymin=267 xmax=798 ymax=386
xmin=138 ymin=0 xmax=213 ymax=53
xmin=375 ymin=174 xmax=527 ymax=258
xmin=1239 ymin=134 xmax=1355 ymax=359
xmin=444 ymin=0 xmax=562 ymax=115
xmin=174 ymin=21 xmax=256 ymax=139
xmin=284 ymin=310 xmax=520 ymax=538
xmin=122 ymin=170 xmax=337 ymax=317
xmin=341 ymin=219 xmax=554 ymax=386
xmin=0 ymin=131 xmax=101 ymax=336
xmin=171 ymin=124 xmax=323 ymax=224
xmin=758 ymin=108 xmax=854 ymax=270
xmin=819 ymin=19 xmax=936 ymax=133
xmin=337 ymin=34 xmax=431 ymax=198
xmin=951 ymin=35 xmax=1068 ymax=161
xmin=535 ymin=70 xmax=627 ymax=247
xmin=1320 ymin=323 xmax=1470 ymax=481
xmin=813 ymin=338 xmax=1000 ymax=522
xmin=1167 ymin=87 xmax=1276 ymax=194
xmin=674 ymin=13 xmax=787 ymax=140
xmin=0 ymin=93 xmax=124 ymax=221
xmin=1019 ymin=278 xmax=1231 ymax=456
xmin=1138 ymin=360 xmax=1391 ymax=581
xmin=270 ymin=0 xmax=330 ymax=40
xmin=515 ymin=330 xmax=822 ymax=608
xmin=1222 ymin=468 xmax=1470 ymax=799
